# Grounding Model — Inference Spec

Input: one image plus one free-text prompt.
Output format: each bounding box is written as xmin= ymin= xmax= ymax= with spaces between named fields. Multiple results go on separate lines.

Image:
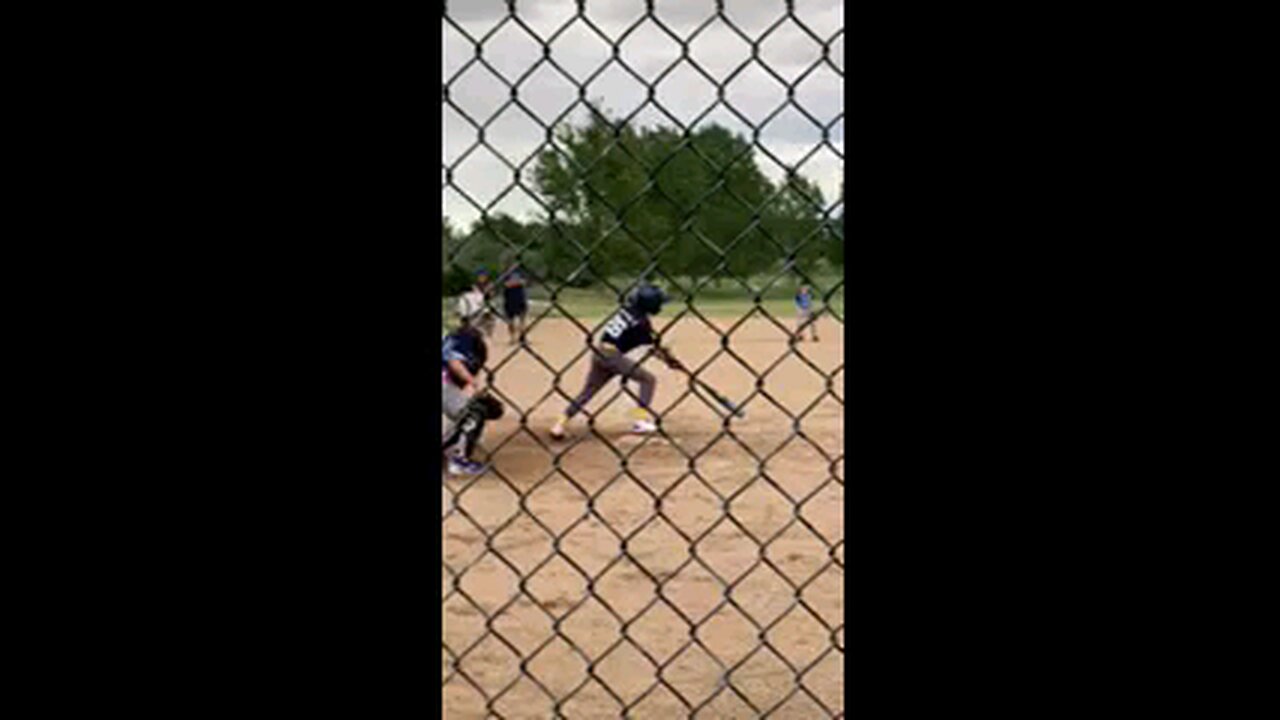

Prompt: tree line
xmin=443 ymin=107 xmax=844 ymax=296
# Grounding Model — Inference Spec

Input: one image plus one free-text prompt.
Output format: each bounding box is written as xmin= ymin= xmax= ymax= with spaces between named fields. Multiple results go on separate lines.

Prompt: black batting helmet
xmin=629 ymin=283 xmax=667 ymax=315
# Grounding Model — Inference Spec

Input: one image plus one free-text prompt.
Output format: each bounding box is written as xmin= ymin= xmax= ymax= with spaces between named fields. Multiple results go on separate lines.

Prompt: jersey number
xmin=602 ymin=311 xmax=631 ymax=340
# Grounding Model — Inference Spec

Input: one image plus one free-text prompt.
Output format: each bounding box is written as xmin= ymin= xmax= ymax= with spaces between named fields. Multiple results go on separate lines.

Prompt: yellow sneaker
xmin=630 ymin=408 xmax=657 ymax=434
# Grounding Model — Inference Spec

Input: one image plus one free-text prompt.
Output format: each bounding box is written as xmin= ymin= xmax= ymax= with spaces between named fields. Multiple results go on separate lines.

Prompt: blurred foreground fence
xmin=443 ymin=1 xmax=844 ymax=717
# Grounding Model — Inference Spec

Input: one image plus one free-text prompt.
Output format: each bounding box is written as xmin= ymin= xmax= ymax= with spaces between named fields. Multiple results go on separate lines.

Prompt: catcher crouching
xmin=441 ymin=321 xmax=504 ymax=477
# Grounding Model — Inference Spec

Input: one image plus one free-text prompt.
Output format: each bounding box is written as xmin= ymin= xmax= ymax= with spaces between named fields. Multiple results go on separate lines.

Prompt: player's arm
xmin=447 ymin=358 xmax=473 ymax=385
xmin=652 ymin=340 xmax=683 ymax=370
xmin=444 ymin=337 xmax=482 ymax=395
xmin=643 ymin=321 xmax=682 ymax=369
xmin=447 ymin=358 xmax=480 ymax=396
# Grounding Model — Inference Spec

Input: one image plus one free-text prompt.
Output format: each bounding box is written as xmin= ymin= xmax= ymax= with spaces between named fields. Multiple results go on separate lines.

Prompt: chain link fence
xmin=443 ymin=1 xmax=843 ymax=717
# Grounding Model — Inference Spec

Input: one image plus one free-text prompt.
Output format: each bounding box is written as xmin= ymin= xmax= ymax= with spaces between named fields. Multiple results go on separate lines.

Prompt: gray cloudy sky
xmin=443 ymin=0 xmax=844 ymax=228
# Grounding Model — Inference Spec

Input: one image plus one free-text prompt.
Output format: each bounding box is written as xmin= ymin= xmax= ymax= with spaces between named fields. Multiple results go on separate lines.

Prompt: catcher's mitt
xmin=470 ymin=393 xmax=504 ymax=420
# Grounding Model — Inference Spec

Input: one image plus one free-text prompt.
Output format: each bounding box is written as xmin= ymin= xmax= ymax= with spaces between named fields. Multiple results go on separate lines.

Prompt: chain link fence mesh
xmin=443 ymin=1 xmax=843 ymax=717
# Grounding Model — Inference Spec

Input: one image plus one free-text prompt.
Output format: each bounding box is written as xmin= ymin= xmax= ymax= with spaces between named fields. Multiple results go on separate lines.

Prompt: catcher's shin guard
xmin=442 ymin=394 xmax=504 ymax=460
xmin=443 ymin=406 xmax=484 ymax=460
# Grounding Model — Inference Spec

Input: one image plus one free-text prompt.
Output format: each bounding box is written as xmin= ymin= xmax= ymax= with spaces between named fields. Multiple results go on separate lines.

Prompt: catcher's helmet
xmin=629 ymin=284 xmax=667 ymax=315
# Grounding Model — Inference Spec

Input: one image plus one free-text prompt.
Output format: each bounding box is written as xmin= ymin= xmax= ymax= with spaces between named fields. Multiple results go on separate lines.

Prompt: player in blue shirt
xmin=550 ymin=284 xmax=682 ymax=440
xmin=795 ymin=285 xmax=819 ymax=342
xmin=441 ymin=322 xmax=491 ymax=476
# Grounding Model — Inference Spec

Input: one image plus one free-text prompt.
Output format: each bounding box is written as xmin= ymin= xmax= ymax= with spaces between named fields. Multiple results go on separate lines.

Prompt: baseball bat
xmin=653 ymin=349 xmax=746 ymax=419
xmin=692 ymin=377 xmax=746 ymax=418
xmin=625 ymin=363 xmax=745 ymax=418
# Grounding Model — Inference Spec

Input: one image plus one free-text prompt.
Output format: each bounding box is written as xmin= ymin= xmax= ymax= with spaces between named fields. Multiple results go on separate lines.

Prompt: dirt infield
xmin=444 ymin=315 xmax=844 ymax=719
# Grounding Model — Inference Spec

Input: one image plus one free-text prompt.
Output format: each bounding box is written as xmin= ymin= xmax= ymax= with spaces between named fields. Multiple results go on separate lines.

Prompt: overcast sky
xmin=443 ymin=0 xmax=844 ymax=229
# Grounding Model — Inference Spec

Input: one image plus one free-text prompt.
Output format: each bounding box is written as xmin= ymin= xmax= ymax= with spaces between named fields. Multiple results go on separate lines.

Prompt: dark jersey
xmin=599 ymin=307 xmax=654 ymax=354
xmin=441 ymin=328 xmax=487 ymax=387
xmin=502 ymin=279 xmax=527 ymax=314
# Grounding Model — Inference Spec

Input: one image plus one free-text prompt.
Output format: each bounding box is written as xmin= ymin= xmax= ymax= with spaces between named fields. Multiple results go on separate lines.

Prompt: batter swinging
xmin=550 ymin=284 xmax=682 ymax=440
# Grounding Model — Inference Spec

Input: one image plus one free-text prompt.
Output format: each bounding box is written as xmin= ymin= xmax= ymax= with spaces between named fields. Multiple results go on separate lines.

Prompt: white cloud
xmin=443 ymin=0 xmax=844 ymax=228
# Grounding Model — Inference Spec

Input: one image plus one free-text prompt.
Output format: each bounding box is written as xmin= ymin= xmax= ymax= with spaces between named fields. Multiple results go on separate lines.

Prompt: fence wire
xmin=443 ymin=1 xmax=843 ymax=717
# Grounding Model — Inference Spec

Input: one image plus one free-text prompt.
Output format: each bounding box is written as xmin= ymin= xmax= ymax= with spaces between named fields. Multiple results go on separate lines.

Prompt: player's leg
xmin=442 ymin=376 xmax=469 ymax=433
xmin=608 ymin=354 xmax=658 ymax=434
xmin=442 ymin=382 xmax=485 ymax=476
xmin=550 ymin=354 xmax=616 ymax=439
xmin=509 ymin=299 xmax=527 ymax=345
xmin=441 ymin=380 xmax=466 ymax=459
xmin=442 ymin=400 xmax=492 ymax=475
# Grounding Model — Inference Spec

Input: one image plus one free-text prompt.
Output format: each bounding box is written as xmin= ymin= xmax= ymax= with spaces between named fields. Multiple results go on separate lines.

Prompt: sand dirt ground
xmin=444 ymin=315 xmax=844 ymax=719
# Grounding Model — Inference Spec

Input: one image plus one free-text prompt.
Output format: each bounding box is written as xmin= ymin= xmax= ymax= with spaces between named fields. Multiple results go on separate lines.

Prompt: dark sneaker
xmin=448 ymin=458 xmax=486 ymax=476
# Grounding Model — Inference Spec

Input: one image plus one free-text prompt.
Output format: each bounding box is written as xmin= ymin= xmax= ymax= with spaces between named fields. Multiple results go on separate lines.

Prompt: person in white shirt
xmin=455 ymin=268 xmax=495 ymax=337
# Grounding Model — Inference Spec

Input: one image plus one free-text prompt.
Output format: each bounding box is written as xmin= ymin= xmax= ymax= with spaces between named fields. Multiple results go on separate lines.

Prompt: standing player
xmin=795 ymin=284 xmax=819 ymax=342
xmin=549 ymin=284 xmax=682 ymax=440
xmin=441 ymin=321 xmax=497 ymax=476
xmin=455 ymin=268 xmax=495 ymax=337
xmin=501 ymin=268 xmax=529 ymax=346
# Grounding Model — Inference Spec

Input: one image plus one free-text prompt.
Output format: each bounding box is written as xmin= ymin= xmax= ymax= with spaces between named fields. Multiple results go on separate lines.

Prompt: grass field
xmin=442 ymin=275 xmax=844 ymax=327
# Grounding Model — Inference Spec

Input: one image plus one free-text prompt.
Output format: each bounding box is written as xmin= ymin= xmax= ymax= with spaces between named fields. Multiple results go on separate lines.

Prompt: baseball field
xmin=442 ymin=310 xmax=844 ymax=718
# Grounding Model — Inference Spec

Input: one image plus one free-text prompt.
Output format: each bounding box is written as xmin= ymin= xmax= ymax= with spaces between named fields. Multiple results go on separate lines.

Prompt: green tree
xmin=828 ymin=180 xmax=845 ymax=267
xmin=455 ymin=213 xmax=528 ymax=275
xmin=652 ymin=125 xmax=776 ymax=280
xmin=533 ymin=107 xmax=784 ymax=284
xmin=441 ymin=217 xmax=472 ymax=296
xmin=533 ymin=109 xmax=644 ymax=280
xmin=760 ymin=173 xmax=829 ymax=276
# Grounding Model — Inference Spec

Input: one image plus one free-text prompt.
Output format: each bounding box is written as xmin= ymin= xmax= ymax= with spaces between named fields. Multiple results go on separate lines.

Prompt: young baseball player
xmin=441 ymin=321 xmax=501 ymax=476
xmin=795 ymin=285 xmax=819 ymax=342
xmin=455 ymin=268 xmax=495 ymax=337
xmin=549 ymin=284 xmax=682 ymax=440
xmin=501 ymin=268 xmax=529 ymax=346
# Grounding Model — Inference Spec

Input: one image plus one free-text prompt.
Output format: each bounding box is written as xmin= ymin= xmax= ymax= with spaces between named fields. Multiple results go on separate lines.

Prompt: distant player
xmin=501 ymin=268 xmax=529 ymax=346
xmin=795 ymin=285 xmax=819 ymax=342
xmin=455 ymin=268 xmax=495 ymax=337
xmin=550 ymin=284 xmax=682 ymax=440
xmin=441 ymin=321 xmax=502 ymax=476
